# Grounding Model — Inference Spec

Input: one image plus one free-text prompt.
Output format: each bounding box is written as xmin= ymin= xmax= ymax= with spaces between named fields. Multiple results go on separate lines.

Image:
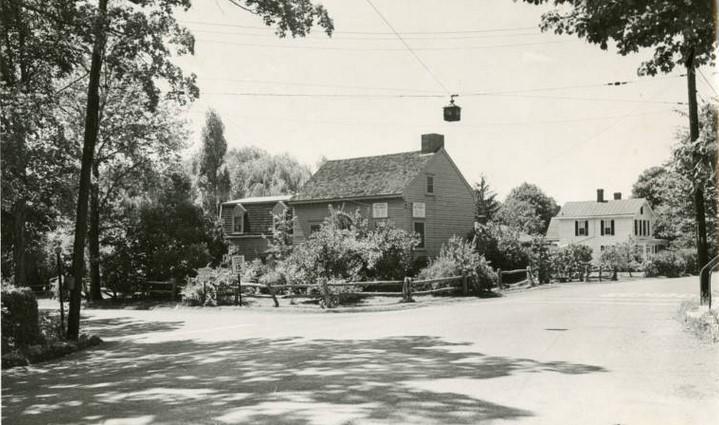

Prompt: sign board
xmin=231 ymin=255 xmax=245 ymax=275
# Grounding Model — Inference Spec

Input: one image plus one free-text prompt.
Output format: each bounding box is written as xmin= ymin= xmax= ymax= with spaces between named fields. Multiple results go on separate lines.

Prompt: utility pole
xmin=685 ymin=52 xmax=710 ymax=305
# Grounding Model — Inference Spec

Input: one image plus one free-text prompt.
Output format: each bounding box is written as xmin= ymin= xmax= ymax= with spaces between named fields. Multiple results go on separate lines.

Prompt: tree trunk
xmin=686 ymin=58 xmax=711 ymax=305
xmin=67 ymin=0 xmax=108 ymax=340
xmin=88 ymin=164 xmax=102 ymax=301
xmin=11 ymin=200 xmax=27 ymax=287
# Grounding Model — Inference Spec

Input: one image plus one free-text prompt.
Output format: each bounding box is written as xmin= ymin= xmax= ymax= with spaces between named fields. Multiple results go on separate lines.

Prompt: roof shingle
xmin=291 ymin=151 xmax=434 ymax=202
xmin=556 ymin=198 xmax=646 ymax=218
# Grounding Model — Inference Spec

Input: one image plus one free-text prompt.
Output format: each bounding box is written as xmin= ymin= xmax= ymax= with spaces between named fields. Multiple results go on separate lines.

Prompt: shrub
xmin=550 ymin=244 xmax=593 ymax=281
xmin=644 ymin=250 xmax=687 ymax=278
xmin=528 ymin=237 xmax=552 ymax=284
xmin=276 ymin=207 xmax=418 ymax=285
xmin=418 ymin=236 xmax=496 ymax=290
xmin=677 ymin=248 xmax=698 ymax=275
xmin=472 ymin=223 xmax=530 ymax=271
xmin=182 ymin=267 xmax=236 ymax=306
xmin=600 ymin=240 xmax=642 ymax=274
xmin=1 ymin=285 xmax=41 ymax=351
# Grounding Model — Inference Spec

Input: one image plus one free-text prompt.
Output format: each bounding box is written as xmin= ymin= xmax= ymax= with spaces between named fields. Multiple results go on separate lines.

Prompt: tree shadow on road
xmin=79 ymin=316 xmax=185 ymax=339
xmin=2 ymin=317 xmax=607 ymax=425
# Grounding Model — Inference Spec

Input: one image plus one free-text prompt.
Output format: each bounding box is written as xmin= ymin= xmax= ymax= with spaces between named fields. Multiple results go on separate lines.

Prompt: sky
xmin=173 ymin=0 xmax=718 ymax=204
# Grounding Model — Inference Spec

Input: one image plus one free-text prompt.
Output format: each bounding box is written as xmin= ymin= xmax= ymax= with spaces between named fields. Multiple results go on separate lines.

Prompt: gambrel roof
xmin=290 ymin=150 xmax=436 ymax=203
xmin=555 ymin=198 xmax=648 ymax=219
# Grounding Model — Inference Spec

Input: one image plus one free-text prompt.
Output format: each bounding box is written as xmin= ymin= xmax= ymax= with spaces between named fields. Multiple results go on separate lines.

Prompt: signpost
xmin=231 ymin=255 xmax=244 ymax=306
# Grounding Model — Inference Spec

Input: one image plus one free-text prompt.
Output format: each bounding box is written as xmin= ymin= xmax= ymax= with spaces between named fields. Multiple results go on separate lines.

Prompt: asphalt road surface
xmin=3 ymin=277 xmax=718 ymax=425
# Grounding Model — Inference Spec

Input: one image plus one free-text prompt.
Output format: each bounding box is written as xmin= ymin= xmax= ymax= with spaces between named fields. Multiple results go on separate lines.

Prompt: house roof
xmin=545 ymin=217 xmax=560 ymax=241
xmin=223 ymin=195 xmax=292 ymax=205
xmin=555 ymin=198 xmax=647 ymax=218
xmin=290 ymin=150 xmax=436 ymax=202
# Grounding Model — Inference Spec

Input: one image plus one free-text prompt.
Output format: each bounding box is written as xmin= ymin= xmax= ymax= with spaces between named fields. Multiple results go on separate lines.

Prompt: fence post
xmin=583 ymin=265 xmax=589 ymax=283
xmin=462 ymin=273 xmax=468 ymax=296
xmin=202 ymin=279 xmax=206 ymax=305
xmin=528 ymin=265 xmax=535 ymax=287
xmin=598 ymin=265 xmax=602 ymax=282
xmin=612 ymin=266 xmax=618 ymax=281
xmin=402 ymin=277 xmax=415 ymax=303
xmin=402 ymin=277 xmax=408 ymax=302
xmin=496 ymin=268 xmax=503 ymax=290
xmin=171 ymin=278 xmax=177 ymax=302
xmin=267 ymin=283 xmax=279 ymax=308
xmin=408 ymin=277 xmax=414 ymax=302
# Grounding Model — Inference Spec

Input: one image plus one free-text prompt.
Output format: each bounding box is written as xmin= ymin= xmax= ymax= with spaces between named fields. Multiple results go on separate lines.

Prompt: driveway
xmin=3 ymin=277 xmax=718 ymax=424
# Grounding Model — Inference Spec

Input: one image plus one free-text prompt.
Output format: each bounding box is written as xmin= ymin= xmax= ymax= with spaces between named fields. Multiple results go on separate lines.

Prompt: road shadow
xmin=2 ymin=333 xmax=607 ymax=424
xmin=80 ymin=316 xmax=185 ymax=339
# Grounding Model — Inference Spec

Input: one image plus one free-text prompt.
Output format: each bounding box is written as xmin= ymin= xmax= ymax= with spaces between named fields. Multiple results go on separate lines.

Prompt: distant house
xmin=220 ymin=195 xmax=291 ymax=260
xmin=546 ymin=189 xmax=664 ymax=262
xmin=288 ymin=134 xmax=475 ymax=258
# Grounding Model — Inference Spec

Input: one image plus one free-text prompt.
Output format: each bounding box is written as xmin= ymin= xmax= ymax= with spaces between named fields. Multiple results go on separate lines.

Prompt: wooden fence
xmin=167 ymin=273 xmax=474 ymax=308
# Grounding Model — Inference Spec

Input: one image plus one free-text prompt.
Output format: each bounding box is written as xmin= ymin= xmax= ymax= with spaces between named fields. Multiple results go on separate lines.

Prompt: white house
xmin=545 ymin=189 xmax=665 ymax=262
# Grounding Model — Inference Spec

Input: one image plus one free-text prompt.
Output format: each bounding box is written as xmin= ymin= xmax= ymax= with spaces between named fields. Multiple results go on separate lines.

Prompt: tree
xmin=497 ymin=183 xmax=559 ymax=235
xmin=473 ymin=176 xmax=500 ymax=224
xmin=632 ymin=166 xmax=671 ymax=209
xmin=0 ymin=0 xmax=84 ymax=287
xmin=519 ymin=0 xmax=716 ymax=303
xmin=198 ymin=109 xmax=229 ymax=216
xmin=224 ymin=146 xmax=312 ymax=198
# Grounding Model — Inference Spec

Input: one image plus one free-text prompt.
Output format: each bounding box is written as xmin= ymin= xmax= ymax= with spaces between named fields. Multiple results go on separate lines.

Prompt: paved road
xmin=3 ymin=277 xmax=718 ymax=425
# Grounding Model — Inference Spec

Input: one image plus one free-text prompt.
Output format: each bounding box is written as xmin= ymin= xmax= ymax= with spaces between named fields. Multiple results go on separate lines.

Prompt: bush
xmin=550 ymin=244 xmax=593 ymax=281
xmin=528 ymin=237 xmax=552 ymax=284
xmin=182 ymin=267 xmax=236 ymax=306
xmin=418 ymin=236 xmax=496 ymax=290
xmin=600 ymin=240 xmax=642 ymax=274
xmin=276 ymin=207 xmax=419 ymax=285
xmin=643 ymin=250 xmax=687 ymax=278
xmin=677 ymin=248 xmax=698 ymax=275
xmin=1 ymin=285 xmax=41 ymax=351
xmin=472 ymin=223 xmax=530 ymax=272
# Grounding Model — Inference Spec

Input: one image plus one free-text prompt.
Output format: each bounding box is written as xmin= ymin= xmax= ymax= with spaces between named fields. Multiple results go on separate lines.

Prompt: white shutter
xmin=372 ymin=202 xmax=388 ymax=218
xmin=413 ymin=202 xmax=426 ymax=218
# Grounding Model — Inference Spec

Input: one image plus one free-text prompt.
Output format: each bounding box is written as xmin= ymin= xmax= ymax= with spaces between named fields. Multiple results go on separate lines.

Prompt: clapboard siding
xmin=227 ymin=237 xmax=269 ymax=260
xmin=403 ymin=150 xmax=475 ymax=257
xmin=292 ymin=198 xmax=407 ymax=243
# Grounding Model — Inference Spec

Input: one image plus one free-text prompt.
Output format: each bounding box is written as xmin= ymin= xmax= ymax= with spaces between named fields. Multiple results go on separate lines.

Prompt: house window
xmin=640 ymin=206 xmax=644 ymax=215
xmin=309 ymin=224 xmax=321 ymax=234
xmin=233 ymin=208 xmax=244 ymax=233
xmin=372 ymin=202 xmax=388 ymax=218
xmin=412 ymin=202 xmax=426 ymax=218
xmin=601 ymin=219 xmax=615 ymax=236
xmin=575 ymin=220 xmax=588 ymax=236
xmin=426 ymin=175 xmax=434 ymax=194
xmin=414 ymin=222 xmax=425 ymax=249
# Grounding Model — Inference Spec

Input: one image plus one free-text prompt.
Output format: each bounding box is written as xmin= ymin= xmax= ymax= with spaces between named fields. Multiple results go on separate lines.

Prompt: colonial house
xmin=288 ymin=133 xmax=475 ymax=258
xmin=219 ymin=195 xmax=291 ymax=259
xmin=545 ymin=189 xmax=664 ymax=262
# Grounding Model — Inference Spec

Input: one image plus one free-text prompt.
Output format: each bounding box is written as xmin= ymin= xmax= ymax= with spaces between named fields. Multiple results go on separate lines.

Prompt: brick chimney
xmin=613 ymin=192 xmax=622 ymax=200
xmin=421 ymin=133 xmax=444 ymax=154
xmin=596 ymin=188 xmax=605 ymax=203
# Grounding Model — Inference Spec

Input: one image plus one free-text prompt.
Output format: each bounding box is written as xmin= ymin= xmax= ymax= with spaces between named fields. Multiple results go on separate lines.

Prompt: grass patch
xmin=678 ymin=301 xmax=719 ymax=343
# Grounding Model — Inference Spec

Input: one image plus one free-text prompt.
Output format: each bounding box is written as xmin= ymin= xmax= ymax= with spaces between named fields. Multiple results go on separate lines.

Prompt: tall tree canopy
xmin=224 ymin=146 xmax=312 ymax=199
xmin=198 ymin=109 xmax=231 ymax=216
xmin=473 ymin=176 xmax=500 ymax=224
xmin=520 ymin=0 xmax=715 ymax=76
xmin=497 ymin=183 xmax=559 ymax=235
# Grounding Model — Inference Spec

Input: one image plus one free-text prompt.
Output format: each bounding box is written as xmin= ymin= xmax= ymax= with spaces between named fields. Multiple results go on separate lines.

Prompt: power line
xmin=200 ymin=77 xmax=444 ymax=94
xmin=697 ymin=68 xmax=719 ymax=97
xmin=473 ymin=92 xmax=685 ymax=105
xmin=188 ymin=27 xmax=544 ymax=41
xmin=179 ymin=19 xmax=537 ymax=35
xmin=362 ymin=0 xmax=450 ymax=94
xmin=196 ymin=37 xmax=568 ymax=52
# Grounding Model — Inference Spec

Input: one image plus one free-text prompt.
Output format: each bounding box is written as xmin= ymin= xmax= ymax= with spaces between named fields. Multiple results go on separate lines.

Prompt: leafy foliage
xmin=472 ymin=223 xmax=530 ymax=272
xmin=197 ymin=109 xmax=230 ymax=216
xmin=520 ymin=0 xmax=715 ymax=75
xmin=473 ymin=176 xmax=500 ymax=224
xmin=418 ymin=236 xmax=496 ymax=289
xmin=550 ymin=244 xmax=593 ymax=281
xmin=643 ymin=250 xmax=688 ymax=278
xmin=600 ymin=240 xmax=642 ymax=273
xmin=497 ymin=183 xmax=559 ymax=235
xmin=224 ymin=146 xmax=312 ymax=199
xmin=276 ymin=207 xmax=418 ymax=284
xmin=1 ymin=284 xmax=41 ymax=351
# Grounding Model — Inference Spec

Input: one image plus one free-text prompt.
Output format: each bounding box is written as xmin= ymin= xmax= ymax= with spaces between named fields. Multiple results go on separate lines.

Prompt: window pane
xmin=372 ymin=202 xmax=388 ymax=218
xmin=413 ymin=202 xmax=426 ymax=218
xmin=426 ymin=176 xmax=434 ymax=193
xmin=414 ymin=222 xmax=425 ymax=248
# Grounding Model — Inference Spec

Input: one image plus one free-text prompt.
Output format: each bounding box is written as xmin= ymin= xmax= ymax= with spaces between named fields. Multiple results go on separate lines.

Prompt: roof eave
xmin=288 ymin=193 xmax=404 ymax=205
